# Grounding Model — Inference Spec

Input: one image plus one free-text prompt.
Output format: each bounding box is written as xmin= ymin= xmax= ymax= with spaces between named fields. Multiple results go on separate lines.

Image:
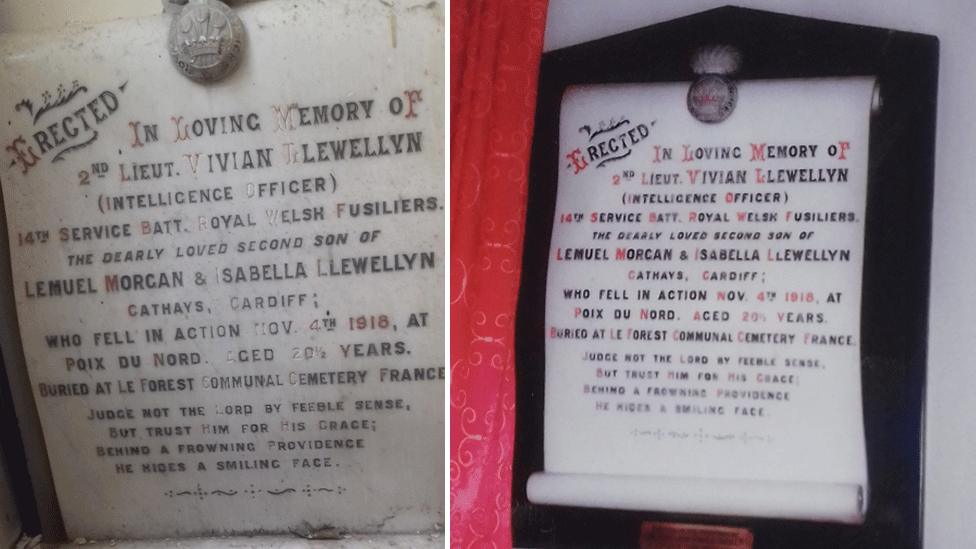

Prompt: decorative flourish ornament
xmin=687 ymin=45 xmax=741 ymax=123
xmin=168 ymin=0 xmax=245 ymax=83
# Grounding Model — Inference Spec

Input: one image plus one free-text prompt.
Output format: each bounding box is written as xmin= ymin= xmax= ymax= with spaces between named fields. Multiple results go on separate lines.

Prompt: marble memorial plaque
xmin=526 ymin=79 xmax=873 ymax=523
xmin=0 ymin=0 xmax=443 ymax=539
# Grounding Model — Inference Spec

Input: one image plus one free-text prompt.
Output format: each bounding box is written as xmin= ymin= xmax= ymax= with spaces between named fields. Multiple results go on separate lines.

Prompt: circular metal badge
xmin=687 ymin=74 xmax=737 ymax=123
xmin=169 ymin=0 xmax=245 ymax=83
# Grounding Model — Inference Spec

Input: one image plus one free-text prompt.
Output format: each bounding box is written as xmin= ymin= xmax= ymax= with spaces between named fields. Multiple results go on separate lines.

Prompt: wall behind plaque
xmin=0 ymin=452 xmax=20 ymax=548
xmin=545 ymin=1 xmax=974 ymax=548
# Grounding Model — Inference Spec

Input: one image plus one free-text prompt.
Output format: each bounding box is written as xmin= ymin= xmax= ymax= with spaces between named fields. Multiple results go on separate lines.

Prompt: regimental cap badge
xmin=168 ymin=0 xmax=245 ymax=83
xmin=687 ymin=45 xmax=741 ymax=123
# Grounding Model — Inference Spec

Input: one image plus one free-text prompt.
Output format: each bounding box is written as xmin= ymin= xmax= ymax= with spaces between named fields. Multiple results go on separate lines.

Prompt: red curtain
xmin=450 ymin=1 xmax=548 ymax=547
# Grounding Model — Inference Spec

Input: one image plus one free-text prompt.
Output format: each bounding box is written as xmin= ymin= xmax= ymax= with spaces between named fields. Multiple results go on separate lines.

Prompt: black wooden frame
xmin=513 ymin=7 xmax=938 ymax=548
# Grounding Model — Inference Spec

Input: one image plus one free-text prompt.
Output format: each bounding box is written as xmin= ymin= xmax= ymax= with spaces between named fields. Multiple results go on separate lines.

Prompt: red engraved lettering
xmin=403 ymin=89 xmax=422 ymax=119
xmin=750 ymin=142 xmax=766 ymax=161
xmin=171 ymin=116 xmax=190 ymax=142
xmin=566 ymin=148 xmax=588 ymax=175
xmin=5 ymin=136 xmax=40 ymax=175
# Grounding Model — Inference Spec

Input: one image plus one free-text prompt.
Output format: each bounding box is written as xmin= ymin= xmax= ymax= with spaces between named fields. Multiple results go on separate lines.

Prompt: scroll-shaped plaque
xmin=527 ymin=78 xmax=873 ymax=523
xmin=513 ymin=8 xmax=936 ymax=549
xmin=0 ymin=0 xmax=443 ymax=540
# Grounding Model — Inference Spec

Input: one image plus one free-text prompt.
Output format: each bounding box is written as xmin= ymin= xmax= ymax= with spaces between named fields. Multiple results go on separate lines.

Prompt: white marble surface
xmin=0 ymin=0 xmax=443 ymax=540
xmin=32 ymin=532 xmax=443 ymax=548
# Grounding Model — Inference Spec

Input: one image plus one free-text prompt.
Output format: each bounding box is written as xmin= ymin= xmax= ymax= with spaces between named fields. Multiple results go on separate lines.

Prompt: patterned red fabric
xmin=450 ymin=1 xmax=548 ymax=547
